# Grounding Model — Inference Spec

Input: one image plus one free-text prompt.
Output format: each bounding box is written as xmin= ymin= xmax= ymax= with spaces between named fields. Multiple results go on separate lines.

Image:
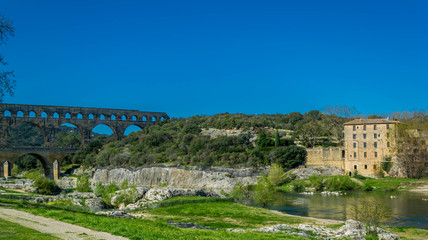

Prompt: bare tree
xmin=0 ymin=14 xmax=16 ymax=102
xmin=322 ymin=105 xmax=359 ymax=119
xmin=389 ymin=118 xmax=428 ymax=178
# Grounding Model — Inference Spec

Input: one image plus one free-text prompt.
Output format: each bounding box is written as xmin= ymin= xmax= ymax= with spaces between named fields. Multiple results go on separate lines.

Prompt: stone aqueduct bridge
xmin=0 ymin=103 xmax=169 ymax=179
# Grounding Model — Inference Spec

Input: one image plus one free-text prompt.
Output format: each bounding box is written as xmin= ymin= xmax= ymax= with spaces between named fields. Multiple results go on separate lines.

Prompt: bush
xmin=102 ymin=183 xmax=119 ymax=206
xmin=252 ymin=175 xmax=274 ymax=207
xmin=351 ymin=199 xmax=391 ymax=236
xmin=292 ymin=182 xmax=305 ymax=192
xmin=230 ymin=182 xmax=253 ymax=205
xmin=94 ymin=183 xmax=105 ymax=197
xmin=271 ymin=145 xmax=307 ymax=169
xmin=24 ymin=170 xmax=44 ymax=180
xmin=112 ymin=186 xmax=140 ymax=208
xmin=34 ymin=177 xmax=61 ymax=195
xmin=11 ymin=165 xmax=18 ymax=177
xmin=76 ymin=175 xmax=91 ymax=192
xmin=267 ymin=164 xmax=286 ymax=185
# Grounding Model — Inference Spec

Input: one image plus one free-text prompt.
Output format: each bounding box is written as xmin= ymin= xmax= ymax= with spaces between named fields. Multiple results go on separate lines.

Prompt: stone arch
xmin=88 ymin=114 xmax=94 ymax=120
xmin=131 ymin=115 xmax=137 ymax=121
xmin=100 ymin=114 xmax=105 ymax=120
xmin=41 ymin=112 xmax=48 ymax=118
xmin=76 ymin=113 xmax=83 ymax=119
xmin=124 ymin=124 xmax=143 ymax=136
xmin=18 ymin=153 xmax=51 ymax=178
xmin=111 ymin=114 xmax=116 ymax=120
xmin=142 ymin=116 xmax=147 ymax=122
xmin=17 ymin=111 xmax=24 ymax=117
xmin=121 ymin=115 xmax=127 ymax=121
xmin=65 ymin=113 xmax=72 ymax=119
xmin=151 ymin=116 xmax=157 ymax=122
xmin=29 ymin=111 xmax=36 ymax=118
xmin=6 ymin=122 xmax=47 ymax=147
xmin=91 ymin=123 xmax=118 ymax=139
xmin=56 ymin=122 xmax=85 ymax=147
xmin=4 ymin=110 xmax=11 ymax=117
xmin=53 ymin=112 xmax=60 ymax=119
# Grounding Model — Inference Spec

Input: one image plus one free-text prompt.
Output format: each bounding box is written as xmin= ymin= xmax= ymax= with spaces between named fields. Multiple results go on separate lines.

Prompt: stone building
xmin=343 ymin=118 xmax=398 ymax=177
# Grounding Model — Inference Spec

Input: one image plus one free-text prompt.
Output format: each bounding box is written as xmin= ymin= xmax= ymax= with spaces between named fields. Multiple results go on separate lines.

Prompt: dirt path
xmin=0 ymin=207 xmax=129 ymax=240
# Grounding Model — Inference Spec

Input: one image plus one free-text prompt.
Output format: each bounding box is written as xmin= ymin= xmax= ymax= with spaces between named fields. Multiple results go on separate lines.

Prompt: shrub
xmin=102 ymin=183 xmax=119 ymax=206
xmin=252 ymin=175 xmax=274 ymax=207
xmin=76 ymin=175 xmax=91 ymax=192
xmin=120 ymin=179 xmax=129 ymax=189
xmin=351 ymin=199 xmax=391 ymax=236
xmin=24 ymin=170 xmax=44 ymax=180
xmin=94 ymin=183 xmax=105 ymax=197
xmin=34 ymin=177 xmax=60 ymax=195
xmin=292 ymin=182 xmax=305 ymax=192
xmin=267 ymin=164 xmax=286 ymax=185
xmin=11 ymin=165 xmax=18 ymax=177
xmin=113 ymin=186 xmax=140 ymax=208
xmin=230 ymin=182 xmax=253 ymax=205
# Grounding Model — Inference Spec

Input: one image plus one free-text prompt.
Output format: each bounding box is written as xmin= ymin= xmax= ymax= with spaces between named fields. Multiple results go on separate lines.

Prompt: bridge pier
xmin=52 ymin=160 xmax=60 ymax=181
xmin=2 ymin=161 xmax=10 ymax=178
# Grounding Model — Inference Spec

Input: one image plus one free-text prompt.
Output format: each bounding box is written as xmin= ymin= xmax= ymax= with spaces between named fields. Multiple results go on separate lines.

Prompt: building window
xmin=363 ymin=142 xmax=367 ymax=148
xmin=387 ymin=142 xmax=390 ymax=147
xmin=354 ymin=152 xmax=357 ymax=158
xmin=387 ymin=124 xmax=389 ymax=129
xmin=342 ymin=150 xmax=345 ymax=158
xmin=354 ymin=165 xmax=357 ymax=170
xmin=363 ymin=134 xmax=366 ymax=139
xmin=374 ymin=125 xmax=377 ymax=130
xmin=353 ymin=134 xmax=356 ymax=139
xmin=364 ymin=152 xmax=367 ymax=158
xmin=364 ymin=165 xmax=367 ymax=169
xmin=353 ymin=126 xmax=356 ymax=131
xmin=374 ymin=142 xmax=377 ymax=148
xmin=374 ymin=133 xmax=377 ymax=139
xmin=374 ymin=152 xmax=378 ymax=157
xmin=353 ymin=143 xmax=357 ymax=148
xmin=363 ymin=125 xmax=366 ymax=130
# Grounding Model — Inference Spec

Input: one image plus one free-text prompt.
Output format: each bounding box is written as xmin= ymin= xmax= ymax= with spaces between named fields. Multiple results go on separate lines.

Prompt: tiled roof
xmin=344 ymin=118 xmax=398 ymax=125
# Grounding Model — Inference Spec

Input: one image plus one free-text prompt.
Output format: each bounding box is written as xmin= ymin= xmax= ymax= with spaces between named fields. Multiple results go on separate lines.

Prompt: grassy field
xmin=361 ymin=177 xmax=428 ymax=191
xmin=0 ymin=198 xmax=305 ymax=240
xmin=0 ymin=218 xmax=60 ymax=240
xmin=141 ymin=200 xmax=305 ymax=229
xmin=1 ymin=196 xmax=427 ymax=240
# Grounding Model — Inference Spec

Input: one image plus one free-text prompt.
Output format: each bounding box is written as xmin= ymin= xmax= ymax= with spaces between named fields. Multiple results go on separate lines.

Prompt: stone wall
xmin=91 ymin=166 xmax=262 ymax=190
xmin=306 ymin=147 xmax=345 ymax=170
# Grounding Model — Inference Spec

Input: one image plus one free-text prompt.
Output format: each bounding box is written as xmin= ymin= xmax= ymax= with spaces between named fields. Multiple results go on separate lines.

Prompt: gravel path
xmin=0 ymin=207 xmax=129 ymax=240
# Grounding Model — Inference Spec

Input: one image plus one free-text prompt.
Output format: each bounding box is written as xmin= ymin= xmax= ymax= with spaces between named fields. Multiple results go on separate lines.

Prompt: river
xmin=265 ymin=191 xmax=428 ymax=229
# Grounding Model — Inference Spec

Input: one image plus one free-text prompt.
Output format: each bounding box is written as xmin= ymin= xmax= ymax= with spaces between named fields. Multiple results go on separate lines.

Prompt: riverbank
xmin=1 ymin=196 xmax=426 ymax=239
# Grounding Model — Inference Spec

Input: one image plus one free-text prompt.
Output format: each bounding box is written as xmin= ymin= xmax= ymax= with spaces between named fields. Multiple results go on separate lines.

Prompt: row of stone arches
xmin=3 ymin=110 xmax=166 ymax=122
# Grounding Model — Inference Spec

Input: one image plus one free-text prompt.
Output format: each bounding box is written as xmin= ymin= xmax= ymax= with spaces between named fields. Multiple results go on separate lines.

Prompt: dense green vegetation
xmin=0 ymin=218 xmax=59 ymax=240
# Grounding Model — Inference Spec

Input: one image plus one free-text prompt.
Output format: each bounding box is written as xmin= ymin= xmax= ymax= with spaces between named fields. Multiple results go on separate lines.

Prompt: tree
xmin=389 ymin=119 xmax=428 ymax=178
xmin=0 ymin=14 xmax=16 ymax=101
xmin=322 ymin=105 xmax=359 ymax=119
xmin=252 ymin=175 xmax=274 ymax=207
xmin=269 ymin=145 xmax=307 ymax=169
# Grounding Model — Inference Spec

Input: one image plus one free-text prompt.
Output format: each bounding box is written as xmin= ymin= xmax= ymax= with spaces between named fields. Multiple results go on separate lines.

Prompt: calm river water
xmin=264 ymin=191 xmax=428 ymax=229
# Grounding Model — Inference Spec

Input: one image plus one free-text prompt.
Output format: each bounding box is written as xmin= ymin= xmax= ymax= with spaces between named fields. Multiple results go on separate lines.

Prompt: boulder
xmin=85 ymin=198 xmax=106 ymax=211
xmin=95 ymin=211 xmax=135 ymax=219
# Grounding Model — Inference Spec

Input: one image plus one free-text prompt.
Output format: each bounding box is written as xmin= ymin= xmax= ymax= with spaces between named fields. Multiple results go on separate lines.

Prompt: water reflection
xmin=264 ymin=191 xmax=428 ymax=229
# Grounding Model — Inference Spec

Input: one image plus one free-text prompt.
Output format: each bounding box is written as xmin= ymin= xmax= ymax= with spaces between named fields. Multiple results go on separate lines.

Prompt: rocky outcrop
xmin=0 ymin=178 xmax=35 ymax=192
xmin=228 ymin=220 xmax=400 ymax=239
xmin=167 ymin=222 xmax=216 ymax=230
xmin=91 ymin=166 xmax=261 ymax=190
xmin=95 ymin=211 xmax=135 ymax=219
xmin=289 ymin=166 xmax=344 ymax=180
xmin=85 ymin=199 xmax=106 ymax=211
xmin=56 ymin=177 xmax=77 ymax=189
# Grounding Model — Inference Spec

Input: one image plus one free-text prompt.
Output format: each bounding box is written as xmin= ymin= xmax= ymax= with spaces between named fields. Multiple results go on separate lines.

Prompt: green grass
xmin=280 ymin=176 xmax=428 ymax=193
xmin=386 ymin=226 xmax=428 ymax=240
xmin=0 ymin=198 xmax=305 ymax=240
xmin=0 ymin=218 xmax=60 ymax=240
xmin=144 ymin=199 xmax=304 ymax=229
xmin=361 ymin=177 xmax=428 ymax=191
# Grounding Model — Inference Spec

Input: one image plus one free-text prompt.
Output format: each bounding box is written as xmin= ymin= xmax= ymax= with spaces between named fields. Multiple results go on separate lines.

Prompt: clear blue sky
xmin=1 ymin=0 xmax=427 ymax=118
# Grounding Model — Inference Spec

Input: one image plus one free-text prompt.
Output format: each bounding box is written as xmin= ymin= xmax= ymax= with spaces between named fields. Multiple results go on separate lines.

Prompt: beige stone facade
xmin=343 ymin=119 xmax=398 ymax=177
xmin=306 ymin=147 xmax=345 ymax=169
